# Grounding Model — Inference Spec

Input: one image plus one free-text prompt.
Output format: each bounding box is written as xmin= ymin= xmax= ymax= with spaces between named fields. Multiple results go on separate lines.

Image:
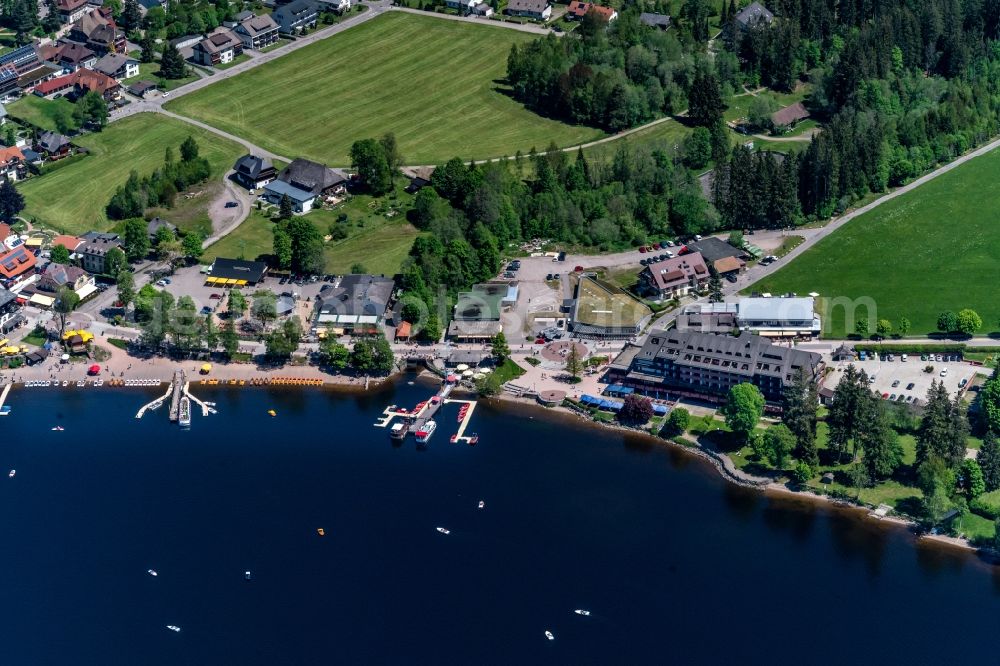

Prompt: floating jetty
xmin=374 ymin=378 xmax=479 ymax=445
xmin=0 ymin=383 xmax=10 ymax=416
xmin=136 ymin=370 xmax=215 ymax=424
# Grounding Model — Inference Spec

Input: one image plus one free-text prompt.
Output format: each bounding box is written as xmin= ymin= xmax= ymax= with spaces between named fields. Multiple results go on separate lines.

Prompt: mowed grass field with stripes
xmin=167 ymin=12 xmax=603 ymax=166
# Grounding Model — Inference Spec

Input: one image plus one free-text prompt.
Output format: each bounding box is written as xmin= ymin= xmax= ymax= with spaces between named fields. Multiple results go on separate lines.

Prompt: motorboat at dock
xmin=414 ymin=420 xmax=437 ymax=444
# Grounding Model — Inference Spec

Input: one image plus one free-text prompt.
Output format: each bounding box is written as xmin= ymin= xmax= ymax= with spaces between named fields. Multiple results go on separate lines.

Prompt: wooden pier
xmin=168 ymin=370 xmax=186 ymax=422
xmin=0 ymin=383 xmax=10 ymax=415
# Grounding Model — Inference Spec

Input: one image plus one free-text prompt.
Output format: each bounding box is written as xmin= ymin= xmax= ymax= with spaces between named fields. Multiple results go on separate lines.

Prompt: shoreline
xmin=492 ymin=391 xmax=995 ymax=564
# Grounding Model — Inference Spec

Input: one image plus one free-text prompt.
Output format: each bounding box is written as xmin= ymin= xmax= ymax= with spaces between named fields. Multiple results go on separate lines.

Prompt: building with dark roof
xmin=620 ymin=329 xmax=822 ymax=404
xmin=233 ymin=154 xmax=277 ymax=189
xmin=146 ymin=217 xmax=177 ymax=241
xmin=276 ymin=158 xmax=347 ymax=196
xmin=770 ymin=101 xmax=810 ymax=131
xmin=683 ymin=237 xmax=747 ymax=273
xmin=505 ymin=0 xmax=551 ymax=20
xmin=78 ymin=232 xmax=123 ymax=274
xmin=233 ymin=13 xmax=280 ymax=49
xmin=126 ymin=80 xmax=158 ymax=97
xmin=639 ymin=12 xmax=671 ymax=29
xmin=0 ymin=284 xmax=23 ymax=332
xmin=56 ymin=0 xmax=90 ymax=23
xmin=192 ymin=27 xmax=243 ymax=66
xmin=207 ymin=257 xmax=268 ymax=285
xmin=734 ymin=1 xmax=773 ymax=28
xmin=92 ymin=52 xmax=139 ymax=80
xmin=314 ymin=274 xmax=394 ymax=335
xmin=273 ymin=0 xmax=319 ymax=33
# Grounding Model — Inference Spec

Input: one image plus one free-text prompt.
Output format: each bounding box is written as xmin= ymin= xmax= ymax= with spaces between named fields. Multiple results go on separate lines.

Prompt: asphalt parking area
xmin=827 ymin=356 xmax=976 ymax=405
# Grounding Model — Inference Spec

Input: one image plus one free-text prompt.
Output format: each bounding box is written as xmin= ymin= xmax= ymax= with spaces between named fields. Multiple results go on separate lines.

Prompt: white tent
xmin=455 ymin=364 xmax=470 ymax=371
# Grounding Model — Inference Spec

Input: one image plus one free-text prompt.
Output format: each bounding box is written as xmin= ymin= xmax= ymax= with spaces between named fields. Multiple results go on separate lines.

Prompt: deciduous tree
xmin=722 ymin=383 xmax=765 ymax=442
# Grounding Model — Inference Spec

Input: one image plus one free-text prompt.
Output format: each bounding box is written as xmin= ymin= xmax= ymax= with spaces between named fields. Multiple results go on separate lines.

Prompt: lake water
xmin=1 ymin=374 xmax=997 ymax=665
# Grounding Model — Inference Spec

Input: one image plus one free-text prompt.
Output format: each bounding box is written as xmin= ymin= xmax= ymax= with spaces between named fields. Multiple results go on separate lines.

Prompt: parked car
xmin=882 ymin=392 xmax=889 ymax=399
xmin=935 ymin=354 xmax=942 ymax=362
xmin=200 ymin=306 xmax=212 ymax=315
xmin=639 ymin=246 xmax=647 ymax=253
xmin=546 ymin=273 xmax=553 ymax=280
xmin=906 ymin=382 xmax=915 ymax=390
xmin=557 ymin=251 xmax=566 ymax=261
xmin=960 ymin=378 xmax=969 ymax=388
xmin=574 ymin=265 xmax=584 ymax=272
xmin=225 ymin=201 xmax=238 ymax=208
xmin=891 ymin=380 xmax=900 ymax=388
xmin=209 ymin=293 xmax=222 ymax=300
xmin=652 ymin=243 xmax=661 ymax=250
xmin=901 ymin=354 xmax=908 ymax=362
xmin=889 ymin=393 xmax=897 ymax=400
xmin=155 ymin=279 xmax=167 ymax=287
xmin=905 ymin=395 xmax=914 ymax=403
xmin=725 ymin=274 xmax=737 ymax=283
xmin=940 ymin=368 xmax=949 ymax=377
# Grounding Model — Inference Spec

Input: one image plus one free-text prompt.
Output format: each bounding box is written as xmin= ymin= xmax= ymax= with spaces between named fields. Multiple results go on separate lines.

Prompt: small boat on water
xmin=166 ymin=625 xmax=181 ymax=633
xmin=61 ymin=380 xmax=68 ymax=387
xmin=179 ymin=397 xmax=191 ymax=428
xmin=449 ymin=434 xmax=458 ymax=443
xmin=268 ymin=409 xmax=276 ymax=417
xmin=8 ymin=469 xmax=14 ymax=478
xmin=545 ymin=631 xmax=555 ymax=641
xmin=478 ymin=500 xmax=485 ymax=509
xmin=317 ymin=528 xmax=325 ymax=536
xmin=51 ymin=426 xmax=64 ymax=431
xmin=574 ymin=610 xmax=591 ymax=616
xmin=436 ymin=527 xmax=450 ymax=535
xmin=0 ymin=405 xmax=10 ymax=416
xmin=415 ymin=420 xmax=437 ymax=444
xmin=148 ymin=569 xmax=158 ymax=577
xmin=244 ymin=571 xmax=252 ymax=581
xmin=468 ymin=434 xmax=479 ymax=445
xmin=389 ymin=422 xmax=408 ymax=440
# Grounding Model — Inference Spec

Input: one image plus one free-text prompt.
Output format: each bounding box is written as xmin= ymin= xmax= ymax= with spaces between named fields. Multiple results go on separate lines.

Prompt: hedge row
xmin=854 ymin=343 xmax=965 ymax=353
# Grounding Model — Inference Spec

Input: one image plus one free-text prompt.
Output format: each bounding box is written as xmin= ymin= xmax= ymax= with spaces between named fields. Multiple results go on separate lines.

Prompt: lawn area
xmin=19 ymin=113 xmax=245 ymax=235
xmin=746 ymin=147 xmax=1000 ymax=337
xmin=203 ymin=184 xmax=421 ymax=276
xmin=216 ymin=53 xmax=251 ymax=70
xmin=167 ymin=12 xmax=602 ymax=165
xmin=123 ymin=62 xmax=199 ymax=91
xmin=202 ymin=209 xmax=274 ymax=263
xmin=7 ymin=95 xmax=79 ymax=132
xmin=578 ymin=118 xmax=690 ymax=163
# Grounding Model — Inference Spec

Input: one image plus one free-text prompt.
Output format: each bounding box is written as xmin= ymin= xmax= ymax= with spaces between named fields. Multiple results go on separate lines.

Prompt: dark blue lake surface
xmin=1 ymin=375 xmax=998 ymax=665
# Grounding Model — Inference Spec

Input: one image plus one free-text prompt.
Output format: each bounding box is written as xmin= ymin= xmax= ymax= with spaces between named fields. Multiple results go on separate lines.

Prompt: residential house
xmin=0 ymin=147 xmax=27 ymax=182
xmin=39 ymin=42 xmax=97 ymax=72
xmin=638 ymin=252 xmax=709 ymax=299
xmin=233 ymin=154 xmax=277 ymax=189
xmin=225 ymin=10 xmax=256 ymax=27
xmin=192 ymin=27 xmax=243 ymax=66
xmin=445 ymin=0 xmax=477 ymax=13
xmin=472 ymin=2 xmax=493 ymax=16
xmin=273 ymin=0 xmax=319 ymax=33
xmin=233 ymin=14 xmax=280 ymax=50
xmin=146 ymin=217 xmax=177 ymax=242
xmin=263 ymin=157 xmax=347 ymax=211
xmin=92 ymin=53 xmax=139 ymax=80
xmin=0 ymin=245 xmax=37 ymax=284
xmin=126 ymin=80 xmax=158 ymax=97
xmin=639 ymin=12 xmax=671 ymax=29
xmin=262 ymin=180 xmax=316 ymax=213
xmin=56 ymin=0 xmax=91 ymax=23
xmin=37 ymin=263 xmax=97 ymax=300
xmin=567 ymin=2 xmax=617 ymax=21
xmin=618 ymin=329 xmax=822 ymax=405
xmin=137 ymin=0 xmax=167 ymax=12
xmin=317 ymin=0 xmax=351 ymax=13
xmin=770 ymin=101 xmax=810 ymax=132
xmin=447 ymin=283 xmax=509 ymax=341
xmin=505 ymin=0 xmax=551 ymax=20
xmin=206 ymin=257 xmax=268 ymax=286
xmin=34 ymin=68 xmax=121 ymax=101
xmin=682 ymin=237 xmax=747 ymax=274
xmin=78 ymin=232 xmax=123 ymax=274
xmin=36 ymin=131 xmax=72 ymax=158
xmin=0 ymin=286 xmax=24 ymax=333
xmin=734 ymin=1 xmax=773 ymax=30
xmin=313 ymin=274 xmax=394 ymax=335
xmin=67 ymin=8 xmax=127 ymax=55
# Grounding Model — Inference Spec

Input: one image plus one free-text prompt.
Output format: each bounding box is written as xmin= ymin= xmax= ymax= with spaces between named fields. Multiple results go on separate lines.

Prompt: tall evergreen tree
xmin=783 ymin=367 xmax=819 ymax=467
xmin=978 ymin=430 xmax=1000 ymax=492
xmin=916 ymin=380 xmax=968 ymax=468
xmin=827 ymin=365 xmax=867 ymax=461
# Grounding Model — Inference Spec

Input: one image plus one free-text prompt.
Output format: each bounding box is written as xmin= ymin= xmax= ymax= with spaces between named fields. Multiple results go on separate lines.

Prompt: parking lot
xmin=826 ymin=354 xmax=977 ymax=406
